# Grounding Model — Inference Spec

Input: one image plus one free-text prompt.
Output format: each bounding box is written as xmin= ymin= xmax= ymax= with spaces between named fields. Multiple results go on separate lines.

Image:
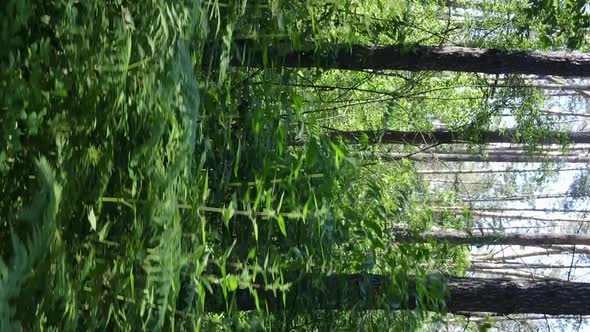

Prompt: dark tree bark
xmin=328 ymin=128 xmax=590 ymax=145
xmin=393 ymin=228 xmax=590 ymax=246
xmin=371 ymin=152 xmax=590 ymax=163
xmin=236 ymin=42 xmax=590 ymax=77
xmin=444 ymin=277 xmax=590 ymax=315
xmin=206 ymin=273 xmax=590 ymax=315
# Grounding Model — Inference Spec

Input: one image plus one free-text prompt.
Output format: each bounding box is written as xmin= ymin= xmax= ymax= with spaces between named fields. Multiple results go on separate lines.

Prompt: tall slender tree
xmin=469 ymin=262 xmax=590 ymax=270
xmin=392 ymin=228 xmax=590 ymax=246
xmin=460 ymin=193 xmax=574 ymax=202
xmin=417 ymin=168 xmax=586 ymax=175
xmin=214 ymin=273 xmax=590 ymax=315
xmin=370 ymin=152 xmax=590 ymax=164
xmin=237 ymin=43 xmax=590 ymax=76
xmin=472 ymin=247 xmax=590 ymax=261
xmin=327 ymin=128 xmax=590 ymax=145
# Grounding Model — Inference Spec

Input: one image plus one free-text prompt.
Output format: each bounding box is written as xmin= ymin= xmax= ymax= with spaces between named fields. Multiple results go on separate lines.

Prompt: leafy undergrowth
xmin=0 ymin=0 xmax=467 ymax=330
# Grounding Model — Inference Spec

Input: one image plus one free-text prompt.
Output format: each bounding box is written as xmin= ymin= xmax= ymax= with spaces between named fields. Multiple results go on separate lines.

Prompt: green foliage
xmin=0 ymin=158 xmax=61 ymax=331
xmin=522 ymin=0 xmax=590 ymax=49
xmin=1 ymin=0 xmax=209 ymax=328
xmin=3 ymin=0 xmax=560 ymax=330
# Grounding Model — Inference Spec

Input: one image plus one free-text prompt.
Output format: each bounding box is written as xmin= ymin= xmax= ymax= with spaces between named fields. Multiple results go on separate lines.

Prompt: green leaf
xmin=99 ymin=220 xmax=111 ymax=241
xmin=130 ymin=270 xmax=135 ymax=298
xmin=224 ymin=193 xmax=237 ymax=226
xmin=248 ymin=248 xmax=256 ymax=260
xmin=277 ymin=215 xmax=287 ymax=236
xmin=251 ymin=217 xmax=258 ymax=242
xmin=253 ymin=289 xmax=260 ymax=311
xmin=228 ymin=275 xmax=239 ymax=291
xmin=88 ymin=207 xmax=97 ymax=232
xmin=302 ymin=195 xmax=312 ymax=222
xmin=330 ymin=141 xmax=345 ymax=169
xmin=233 ymin=139 xmax=241 ymax=177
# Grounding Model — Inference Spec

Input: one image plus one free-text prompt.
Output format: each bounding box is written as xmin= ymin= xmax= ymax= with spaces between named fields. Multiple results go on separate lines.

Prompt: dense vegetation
xmin=2 ymin=0 xmax=589 ymax=331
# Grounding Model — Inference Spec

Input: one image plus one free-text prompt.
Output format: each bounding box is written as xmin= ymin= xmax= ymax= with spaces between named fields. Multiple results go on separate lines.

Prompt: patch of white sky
xmin=471 ymin=80 xmax=590 ymax=281
xmin=430 ymin=77 xmax=590 ymax=331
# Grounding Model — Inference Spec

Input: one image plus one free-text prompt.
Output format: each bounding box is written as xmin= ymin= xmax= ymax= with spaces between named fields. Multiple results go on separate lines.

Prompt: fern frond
xmin=0 ymin=157 xmax=62 ymax=331
xmin=143 ymin=187 xmax=184 ymax=329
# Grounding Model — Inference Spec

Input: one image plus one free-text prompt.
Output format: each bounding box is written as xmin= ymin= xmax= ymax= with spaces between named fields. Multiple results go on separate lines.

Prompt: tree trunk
xmin=209 ymin=273 xmax=590 ymax=315
xmin=236 ymin=42 xmax=590 ymax=77
xmin=445 ymin=277 xmax=590 ymax=314
xmin=470 ymin=262 xmax=590 ymax=270
xmin=417 ymin=167 xmax=585 ymax=175
xmin=472 ymin=247 xmax=590 ymax=261
xmin=429 ymin=179 xmax=487 ymax=185
xmin=545 ymin=75 xmax=590 ymax=98
xmin=490 ymin=83 xmax=590 ymax=91
xmin=460 ymin=193 xmax=571 ymax=202
xmin=436 ymin=210 xmax=584 ymax=223
xmin=464 ymin=269 xmax=555 ymax=280
xmin=369 ymin=152 xmax=590 ymax=163
xmin=438 ymin=206 xmax=590 ymax=214
xmin=329 ymin=128 xmax=590 ymax=145
xmin=467 ymin=211 xmax=584 ymax=223
xmin=393 ymin=228 xmax=590 ymax=246
xmin=459 ymin=145 xmax=589 ymax=154
xmin=502 ymin=110 xmax=590 ymax=118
